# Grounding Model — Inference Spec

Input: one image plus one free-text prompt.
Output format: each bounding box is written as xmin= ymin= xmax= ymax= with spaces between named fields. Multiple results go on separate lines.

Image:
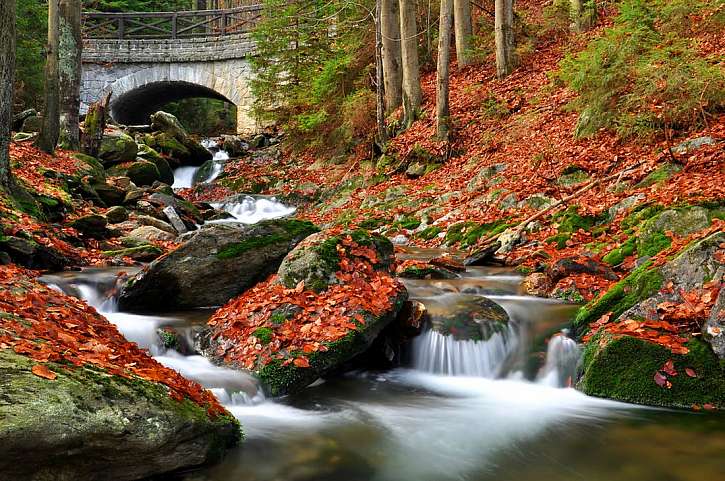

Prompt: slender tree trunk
xmin=58 ymin=0 xmax=82 ymax=150
xmin=36 ymin=0 xmax=61 ymax=154
xmin=571 ymin=0 xmax=596 ymax=31
xmin=375 ymin=0 xmax=387 ymax=143
xmin=399 ymin=0 xmax=422 ymax=128
xmin=453 ymin=0 xmax=473 ymax=67
xmin=436 ymin=0 xmax=453 ymax=141
xmin=494 ymin=0 xmax=515 ymax=79
xmin=381 ymin=0 xmax=402 ymax=113
xmin=0 ymin=0 xmax=16 ymax=191
xmin=81 ymin=92 xmax=111 ymax=158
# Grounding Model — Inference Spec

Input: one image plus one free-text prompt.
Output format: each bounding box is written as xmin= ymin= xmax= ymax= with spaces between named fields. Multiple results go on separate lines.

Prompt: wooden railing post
xmin=221 ymin=11 xmax=227 ymax=35
xmin=171 ymin=13 xmax=177 ymax=39
xmin=117 ymin=16 xmax=125 ymax=39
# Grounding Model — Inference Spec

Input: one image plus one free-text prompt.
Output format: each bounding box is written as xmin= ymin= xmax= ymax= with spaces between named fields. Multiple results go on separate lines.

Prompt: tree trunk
xmin=571 ymin=0 xmax=596 ymax=31
xmin=436 ymin=0 xmax=453 ymax=141
xmin=36 ymin=0 xmax=61 ymax=154
xmin=375 ymin=0 xmax=388 ymax=144
xmin=494 ymin=0 xmax=515 ymax=79
xmin=58 ymin=0 xmax=82 ymax=150
xmin=0 ymin=0 xmax=16 ymax=191
xmin=453 ymin=0 xmax=473 ymax=67
xmin=398 ymin=0 xmax=422 ymax=128
xmin=381 ymin=0 xmax=402 ymax=113
xmin=81 ymin=93 xmax=111 ymax=159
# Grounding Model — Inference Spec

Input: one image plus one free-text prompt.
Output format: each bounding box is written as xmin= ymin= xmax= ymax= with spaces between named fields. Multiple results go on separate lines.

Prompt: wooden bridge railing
xmin=82 ymin=5 xmax=263 ymax=40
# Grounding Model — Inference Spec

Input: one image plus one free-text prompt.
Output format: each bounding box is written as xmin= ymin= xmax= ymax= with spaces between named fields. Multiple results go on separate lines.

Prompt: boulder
xmin=21 ymin=114 xmax=43 ymax=133
xmin=576 ymin=232 xmax=725 ymax=409
xmin=69 ymin=214 xmax=108 ymax=238
xmin=425 ymin=294 xmax=509 ymax=341
xmin=107 ymin=160 xmax=161 ymax=187
xmin=105 ymin=206 xmax=128 ymax=224
xmin=221 ymin=135 xmax=248 ymax=157
xmin=0 ymin=272 xmax=240 ymax=480
xmin=0 ymin=236 xmax=73 ymax=270
xmin=200 ymin=229 xmax=407 ymax=396
xmin=72 ymin=153 xmax=106 ymax=183
xmin=192 ymin=158 xmax=221 ymax=185
xmin=137 ymin=143 xmax=174 ymax=185
xmin=92 ymin=181 xmax=127 ymax=206
xmin=98 ymin=130 xmax=138 ymax=165
xmin=117 ymin=220 xmax=319 ymax=311
xmin=637 ymin=207 xmax=711 ymax=256
xmin=126 ymin=225 xmax=176 ymax=244
xmin=163 ymin=206 xmax=188 ymax=234
xmin=149 ymin=111 xmax=212 ymax=165
xmin=102 ymin=245 xmax=164 ymax=262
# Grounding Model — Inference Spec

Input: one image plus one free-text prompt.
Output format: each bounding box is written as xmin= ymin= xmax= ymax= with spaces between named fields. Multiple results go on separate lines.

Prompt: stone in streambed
xmin=98 ymin=129 xmax=138 ymax=165
xmin=118 ymin=220 xmax=319 ymax=311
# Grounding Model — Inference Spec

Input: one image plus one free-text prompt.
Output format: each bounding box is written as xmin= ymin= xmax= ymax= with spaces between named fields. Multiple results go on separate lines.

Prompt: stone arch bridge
xmin=81 ymin=4 xmax=262 ymax=134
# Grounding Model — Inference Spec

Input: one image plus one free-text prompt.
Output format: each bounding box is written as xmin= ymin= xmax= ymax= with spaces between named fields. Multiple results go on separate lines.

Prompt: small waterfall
xmin=537 ymin=331 xmax=580 ymax=388
xmin=210 ymin=195 xmax=296 ymax=224
xmin=172 ymin=138 xmax=228 ymax=188
xmin=172 ymin=166 xmax=200 ymax=188
xmin=412 ymin=324 xmax=518 ymax=377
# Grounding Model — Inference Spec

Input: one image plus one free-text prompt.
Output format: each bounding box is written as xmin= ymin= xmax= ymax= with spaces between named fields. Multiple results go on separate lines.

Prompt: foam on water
xmin=210 ymin=195 xmax=296 ymax=224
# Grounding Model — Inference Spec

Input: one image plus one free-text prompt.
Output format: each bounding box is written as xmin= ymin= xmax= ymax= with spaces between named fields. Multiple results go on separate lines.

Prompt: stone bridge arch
xmin=80 ymin=6 xmax=262 ymax=134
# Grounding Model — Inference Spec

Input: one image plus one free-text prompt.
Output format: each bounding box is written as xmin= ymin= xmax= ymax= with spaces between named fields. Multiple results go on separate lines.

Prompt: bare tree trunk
xmin=399 ymin=0 xmax=422 ymax=128
xmin=375 ymin=0 xmax=388 ymax=143
xmin=494 ymin=0 xmax=515 ymax=79
xmin=58 ymin=0 xmax=82 ymax=150
xmin=571 ymin=0 xmax=596 ymax=31
xmin=36 ymin=0 xmax=61 ymax=154
xmin=381 ymin=0 xmax=402 ymax=113
xmin=453 ymin=0 xmax=473 ymax=66
xmin=0 ymin=0 xmax=16 ymax=191
xmin=436 ymin=0 xmax=453 ymax=141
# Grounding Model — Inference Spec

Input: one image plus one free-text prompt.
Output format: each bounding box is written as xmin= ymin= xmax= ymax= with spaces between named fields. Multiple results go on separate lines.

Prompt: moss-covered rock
xmin=137 ymin=143 xmax=174 ymax=185
xmin=425 ymin=294 xmax=509 ymax=341
xmin=118 ymin=220 xmax=319 ymax=311
xmin=72 ymin=152 xmax=106 ymax=182
xmin=0 ymin=350 xmax=240 ymax=480
xmin=636 ymin=162 xmax=682 ymax=188
xmin=148 ymin=111 xmax=212 ymax=166
xmin=107 ymin=160 xmax=161 ymax=187
xmin=277 ymin=229 xmax=394 ymax=292
xmin=102 ymin=244 xmax=163 ymax=262
xmin=637 ymin=206 xmax=711 ymax=256
xmin=579 ymin=334 xmax=725 ymax=409
xmin=69 ymin=214 xmax=108 ymax=238
xmin=98 ymin=130 xmax=138 ymax=165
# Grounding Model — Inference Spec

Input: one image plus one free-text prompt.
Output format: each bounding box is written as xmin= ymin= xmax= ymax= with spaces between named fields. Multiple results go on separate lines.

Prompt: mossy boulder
xmin=71 ymin=153 xmax=106 ymax=182
xmin=0 ymin=350 xmax=240 ymax=480
xmin=107 ymin=160 xmax=161 ymax=187
xmin=98 ymin=130 xmax=138 ymax=165
xmin=575 ymin=232 xmax=725 ymax=408
xmin=102 ymin=244 xmax=164 ymax=262
xmin=193 ymin=158 xmax=220 ymax=185
xmin=579 ymin=335 xmax=725 ymax=409
xmin=426 ymin=294 xmax=509 ymax=341
xmin=92 ymin=181 xmax=127 ymax=207
xmin=69 ymin=214 xmax=108 ymax=238
xmin=0 ymin=236 xmax=73 ymax=270
xmin=636 ymin=162 xmax=682 ymax=188
xmin=637 ymin=206 xmax=710 ymax=256
xmin=118 ymin=220 xmax=319 ymax=311
xmin=277 ymin=229 xmax=394 ymax=292
xmin=148 ymin=111 xmax=212 ymax=166
xmin=137 ymin=144 xmax=174 ymax=185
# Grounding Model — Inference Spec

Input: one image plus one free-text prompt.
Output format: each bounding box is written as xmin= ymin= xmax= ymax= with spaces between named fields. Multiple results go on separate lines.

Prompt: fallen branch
xmin=469 ymin=161 xmax=647 ymax=254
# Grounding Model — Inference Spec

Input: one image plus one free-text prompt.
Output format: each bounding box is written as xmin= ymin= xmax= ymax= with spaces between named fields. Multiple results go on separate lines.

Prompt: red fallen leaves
xmin=31 ymin=364 xmax=57 ymax=380
xmin=207 ymin=236 xmax=404 ymax=371
xmin=0 ymin=265 xmax=227 ymax=417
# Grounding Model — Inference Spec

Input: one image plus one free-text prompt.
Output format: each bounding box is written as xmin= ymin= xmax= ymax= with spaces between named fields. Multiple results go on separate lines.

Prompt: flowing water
xmin=41 ymin=245 xmax=725 ymax=481
xmin=172 ymin=139 xmax=230 ymax=189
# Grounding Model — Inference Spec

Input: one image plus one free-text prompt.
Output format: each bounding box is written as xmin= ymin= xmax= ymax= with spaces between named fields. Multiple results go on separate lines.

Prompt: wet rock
xmin=69 ymin=214 xmax=108 ymax=238
xmin=105 ymin=206 xmax=128 ymax=224
xmin=163 ymin=206 xmax=188 ymax=234
xmin=98 ymin=129 xmax=138 ymax=165
xmin=102 ymin=244 xmax=163 ymax=262
xmin=549 ymin=257 xmax=618 ymax=283
xmin=0 ymin=236 xmax=73 ymax=270
xmin=192 ymin=158 xmax=220 ymax=185
xmin=0 ymin=350 xmax=240 ymax=481
xmin=221 ymin=135 xmax=248 ymax=157
xmin=118 ymin=220 xmax=319 ymax=311
xmin=522 ymin=272 xmax=552 ymax=297
xmin=426 ymin=294 xmax=509 ymax=341
xmin=157 ymin=326 xmax=195 ymax=355
xmin=250 ymin=134 xmax=268 ymax=149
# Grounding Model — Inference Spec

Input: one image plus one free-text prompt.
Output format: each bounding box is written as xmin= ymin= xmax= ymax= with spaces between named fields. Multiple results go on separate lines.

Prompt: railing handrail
xmin=83 ymin=5 xmax=262 ymax=19
xmin=82 ymin=5 xmax=264 ymax=40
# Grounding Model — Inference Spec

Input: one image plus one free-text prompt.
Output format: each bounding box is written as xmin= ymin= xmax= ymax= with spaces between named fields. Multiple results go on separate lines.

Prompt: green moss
xmin=638 ymin=230 xmax=671 ymax=256
xmin=253 ymin=327 xmax=274 ymax=344
xmin=574 ymin=262 xmax=663 ymax=333
xmin=580 ymin=334 xmax=725 ymax=408
xmin=636 ymin=163 xmax=682 ymax=188
xmin=269 ymin=312 xmax=288 ymax=325
xmin=621 ymin=204 xmax=664 ymax=230
xmin=546 ymin=233 xmax=571 ymax=249
xmin=416 ymin=225 xmax=442 ymax=240
xmin=217 ymin=234 xmax=289 ymax=259
xmin=554 ymin=206 xmax=601 ymax=233
xmin=281 ymin=219 xmax=319 ymax=238
xmin=602 ymin=237 xmax=637 ymax=265
xmin=102 ymin=245 xmax=163 ymax=258
xmin=158 ymin=329 xmax=180 ymax=350
xmin=358 ymin=217 xmax=391 ymax=230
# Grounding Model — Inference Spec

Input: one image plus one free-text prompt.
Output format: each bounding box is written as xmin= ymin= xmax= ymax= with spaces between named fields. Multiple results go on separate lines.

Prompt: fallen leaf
xmin=31 ymin=364 xmax=57 ymax=380
xmin=685 ymin=367 xmax=697 ymax=378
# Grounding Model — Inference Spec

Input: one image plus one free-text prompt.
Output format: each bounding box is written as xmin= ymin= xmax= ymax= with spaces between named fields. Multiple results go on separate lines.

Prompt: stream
xmin=39 ymin=183 xmax=725 ymax=480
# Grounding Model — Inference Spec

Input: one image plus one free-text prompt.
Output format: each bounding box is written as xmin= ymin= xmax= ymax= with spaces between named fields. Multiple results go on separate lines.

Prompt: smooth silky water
xmin=41 ymin=246 xmax=725 ymax=481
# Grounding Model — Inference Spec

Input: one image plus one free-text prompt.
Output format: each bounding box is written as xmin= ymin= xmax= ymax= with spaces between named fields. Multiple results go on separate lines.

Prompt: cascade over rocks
xmin=426 ymin=294 xmax=509 ymax=341
xmin=118 ymin=219 xmax=320 ymax=311
xmin=201 ymin=229 xmax=408 ymax=396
